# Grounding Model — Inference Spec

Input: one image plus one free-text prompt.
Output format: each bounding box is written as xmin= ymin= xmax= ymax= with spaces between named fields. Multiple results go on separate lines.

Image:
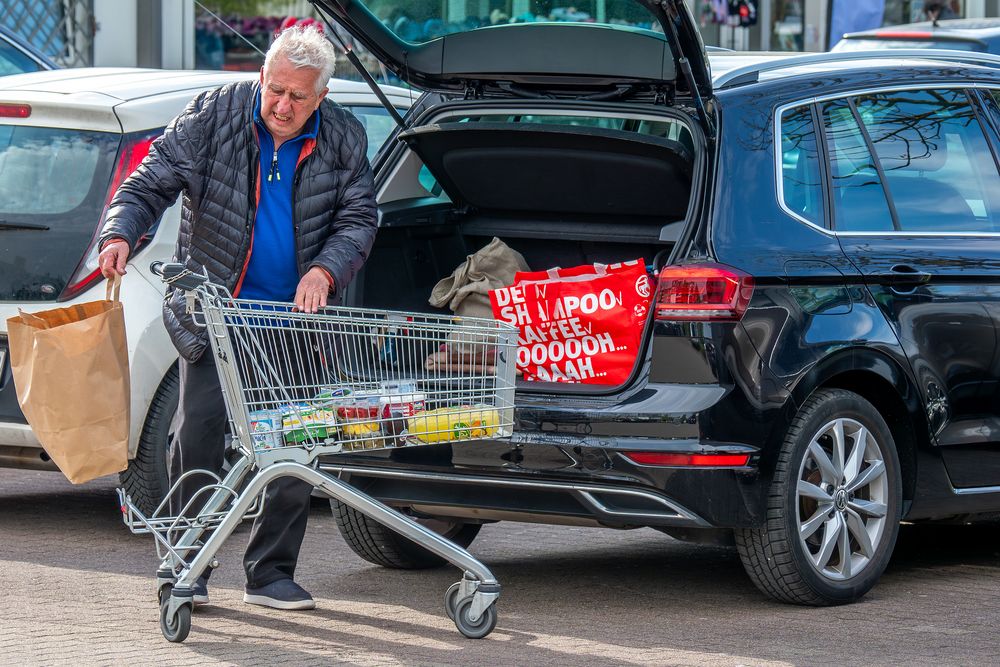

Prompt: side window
xmin=821 ymin=99 xmax=895 ymax=232
xmin=0 ymin=38 xmax=42 ymax=76
xmin=418 ymin=164 xmax=441 ymax=195
xmin=344 ymin=105 xmax=405 ymax=162
xmin=779 ymin=105 xmax=824 ymax=227
xmin=853 ymin=89 xmax=1000 ymax=233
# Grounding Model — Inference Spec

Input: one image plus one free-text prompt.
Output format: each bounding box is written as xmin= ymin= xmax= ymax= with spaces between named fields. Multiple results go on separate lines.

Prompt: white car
xmin=0 ymin=68 xmax=412 ymax=512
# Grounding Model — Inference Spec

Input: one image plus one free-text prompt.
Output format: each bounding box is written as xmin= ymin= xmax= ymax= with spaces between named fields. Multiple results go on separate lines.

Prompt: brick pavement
xmin=1 ymin=469 xmax=999 ymax=666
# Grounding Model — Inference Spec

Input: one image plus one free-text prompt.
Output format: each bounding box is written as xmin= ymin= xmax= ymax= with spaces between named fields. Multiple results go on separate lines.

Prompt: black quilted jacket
xmin=99 ymin=80 xmax=378 ymax=362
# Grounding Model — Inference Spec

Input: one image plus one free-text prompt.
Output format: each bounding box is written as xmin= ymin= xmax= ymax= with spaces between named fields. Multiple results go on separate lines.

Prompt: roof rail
xmin=713 ymin=48 xmax=1000 ymax=90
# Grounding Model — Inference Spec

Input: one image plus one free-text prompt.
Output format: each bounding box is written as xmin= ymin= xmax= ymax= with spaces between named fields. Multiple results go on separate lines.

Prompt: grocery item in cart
xmin=337 ymin=398 xmax=382 ymax=450
xmin=312 ymin=386 xmax=354 ymax=409
xmin=407 ymin=405 xmax=500 ymax=444
xmin=281 ymin=404 xmax=336 ymax=444
xmin=248 ymin=409 xmax=283 ymax=450
xmin=378 ymin=384 xmax=426 ymax=419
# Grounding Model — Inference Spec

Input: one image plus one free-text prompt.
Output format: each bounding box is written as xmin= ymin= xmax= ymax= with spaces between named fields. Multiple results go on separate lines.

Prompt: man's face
xmin=259 ymin=57 xmax=328 ymax=144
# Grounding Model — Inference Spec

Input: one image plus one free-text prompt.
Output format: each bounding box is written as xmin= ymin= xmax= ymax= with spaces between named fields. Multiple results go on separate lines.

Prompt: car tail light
xmin=654 ymin=263 xmax=754 ymax=322
xmin=0 ymin=103 xmax=31 ymax=118
xmin=60 ymin=131 xmax=158 ymax=301
xmin=623 ymin=452 xmax=751 ymax=467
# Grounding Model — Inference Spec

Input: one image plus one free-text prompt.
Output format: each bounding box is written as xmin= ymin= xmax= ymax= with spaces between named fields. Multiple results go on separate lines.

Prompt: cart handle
xmin=150 ymin=262 xmax=210 ymax=291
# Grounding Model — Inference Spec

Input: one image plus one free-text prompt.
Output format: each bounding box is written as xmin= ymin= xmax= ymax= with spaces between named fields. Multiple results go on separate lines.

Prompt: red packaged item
xmin=489 ymin=260 xmax=652 ymax=385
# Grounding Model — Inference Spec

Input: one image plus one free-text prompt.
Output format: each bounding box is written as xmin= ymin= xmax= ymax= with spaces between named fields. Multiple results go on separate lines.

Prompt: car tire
xmin=118 ymin=365 xmax=178 ymax=517
xmin=332 ymin=500 xmax=482 ymax=569
xmin=735 ymin=388 xmax=902 ymax=606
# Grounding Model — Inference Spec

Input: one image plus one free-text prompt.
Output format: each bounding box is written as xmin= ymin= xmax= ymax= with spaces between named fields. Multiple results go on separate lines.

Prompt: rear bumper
xmin=319 ymin=435 xmax=764 ymax=529
xmin=322 ymin=462 xmax=712 ymax=527
xmin=0 ymin=424 xmax=56 ymax=471
xmin=317 ymin=370 xmax=778 ymax=530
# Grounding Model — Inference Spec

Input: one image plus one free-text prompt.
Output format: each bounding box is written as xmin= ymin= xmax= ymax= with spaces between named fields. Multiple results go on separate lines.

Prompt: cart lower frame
xmin=120 ymin=264 xmax=509 ymax=643
xmin=131 ymin=459 xmax=500 ymax=642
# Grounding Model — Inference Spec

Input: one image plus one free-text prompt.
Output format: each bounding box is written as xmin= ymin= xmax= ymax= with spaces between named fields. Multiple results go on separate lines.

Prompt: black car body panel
xmin=315 ymin=39 xmax=1000 ymax=541
xmin=712 ymin=64 xmax=1000 ymax=519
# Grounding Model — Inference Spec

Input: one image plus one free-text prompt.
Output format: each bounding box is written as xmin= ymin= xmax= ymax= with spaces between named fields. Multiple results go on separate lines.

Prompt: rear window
xmin=359 ymin=0 xmax=663 ymax=43
xmin=0 ymin=125 xmax=119 ymax=301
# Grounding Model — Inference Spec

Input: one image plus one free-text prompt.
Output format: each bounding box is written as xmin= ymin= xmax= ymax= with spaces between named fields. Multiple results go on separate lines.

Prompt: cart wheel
xmin=444 ymin=582 xmax=463 ymax=621
xmin=453 ymin=596 xmax=497 ymax=639
xmin=160 ymin=594 xmax=192 ymax=643
xmin=157 ymin=582 xmax=174 ymax=606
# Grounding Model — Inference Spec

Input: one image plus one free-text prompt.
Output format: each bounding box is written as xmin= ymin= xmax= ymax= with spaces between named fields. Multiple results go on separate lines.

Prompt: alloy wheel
xmin=797 ymin=417 xmax=888 ymax=581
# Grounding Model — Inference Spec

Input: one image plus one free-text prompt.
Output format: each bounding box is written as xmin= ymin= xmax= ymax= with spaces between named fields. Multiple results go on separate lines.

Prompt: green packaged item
xmin=281 ymin=404 xmax=336 ymax=445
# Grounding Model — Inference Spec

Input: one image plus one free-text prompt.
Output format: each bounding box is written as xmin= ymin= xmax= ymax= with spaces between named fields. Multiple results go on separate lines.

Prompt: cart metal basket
xmin=118 ymin=262 xmax=517 ymax=642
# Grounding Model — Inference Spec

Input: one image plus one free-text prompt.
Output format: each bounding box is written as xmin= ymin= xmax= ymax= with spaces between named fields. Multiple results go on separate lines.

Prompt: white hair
xmin=264 ymin=25 xmax=337 ymax=93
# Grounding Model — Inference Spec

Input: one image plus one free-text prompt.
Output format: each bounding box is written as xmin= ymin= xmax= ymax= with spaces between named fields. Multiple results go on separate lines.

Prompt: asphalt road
xmin=1 ymin=468 xmax=998 ymax=666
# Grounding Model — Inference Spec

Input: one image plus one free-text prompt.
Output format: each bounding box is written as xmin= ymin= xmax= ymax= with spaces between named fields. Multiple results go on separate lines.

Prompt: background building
xmin=1 ymin=0 xmax=999 ymax=73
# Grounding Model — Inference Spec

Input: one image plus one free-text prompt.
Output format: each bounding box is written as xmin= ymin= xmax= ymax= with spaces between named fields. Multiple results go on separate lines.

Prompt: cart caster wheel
xmin=444 ymin=582 xmax=463 ymax=621
xmin=160 ymin=595 xmax=192 ymax=643
xmin=157 ymin=582 xmax=175 ymax=606
xmin=453 ymin=596 xmax=497 ymax=639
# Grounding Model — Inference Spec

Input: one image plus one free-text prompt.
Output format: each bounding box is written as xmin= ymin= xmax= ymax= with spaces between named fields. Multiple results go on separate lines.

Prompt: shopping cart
xmin=118 ymin=262 xmax=518 ymax=643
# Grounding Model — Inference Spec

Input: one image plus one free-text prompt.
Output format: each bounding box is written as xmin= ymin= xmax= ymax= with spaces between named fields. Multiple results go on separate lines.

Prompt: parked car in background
xmin=0 ymin=68 xmax=411 ymax=513
xmin=832 ymin=18 xmax=1000 ymax=54
xmin=305 ymin=0 xmax=1000 ymax=607
xmin=0 ymin=25 xmax=56 ymax=75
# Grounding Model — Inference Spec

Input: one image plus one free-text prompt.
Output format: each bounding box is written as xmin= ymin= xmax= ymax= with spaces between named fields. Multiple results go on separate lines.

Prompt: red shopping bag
xmin=489 ymin=260 xmax=652 ymax=385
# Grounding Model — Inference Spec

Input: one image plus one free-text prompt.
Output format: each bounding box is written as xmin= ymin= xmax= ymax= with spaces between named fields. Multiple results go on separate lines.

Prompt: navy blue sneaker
xmin=192 ymin=576 xmax=209 ymax=606
xmin=243 ymin=579 xmax=315 ymax=610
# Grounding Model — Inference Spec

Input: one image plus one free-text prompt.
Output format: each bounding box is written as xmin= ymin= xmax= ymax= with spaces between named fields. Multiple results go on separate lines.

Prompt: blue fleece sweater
xmin=238 ymin=94 xmax=320 ymax=301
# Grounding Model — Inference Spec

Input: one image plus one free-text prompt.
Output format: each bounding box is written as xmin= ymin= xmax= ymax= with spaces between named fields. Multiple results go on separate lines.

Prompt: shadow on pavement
xmin=4 ymin=470 xmax=1000 ymax=664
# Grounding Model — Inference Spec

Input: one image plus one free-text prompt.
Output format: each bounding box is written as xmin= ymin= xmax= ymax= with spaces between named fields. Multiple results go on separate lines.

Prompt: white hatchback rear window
xmin=0 ymin=127 xmax=106 ymax=214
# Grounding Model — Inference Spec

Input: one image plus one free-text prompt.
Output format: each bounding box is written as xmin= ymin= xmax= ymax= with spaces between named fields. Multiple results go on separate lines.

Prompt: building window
xmin=771 ymin=0 xmax=804 ymax=52
xmin=881 ymin=0 xmax=965 ymax=25
xmin=195 ymin=3 xmax=300 ymax=72
xmin=194 ymin=2 xmax=389 ymax=83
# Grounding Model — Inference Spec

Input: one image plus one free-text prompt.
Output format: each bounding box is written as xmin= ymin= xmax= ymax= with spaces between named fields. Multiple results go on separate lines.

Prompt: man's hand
xmin=98 ymin=240 xmax=130 ymax=279
xmin=294 ymin=267 xmax=333 ymax=313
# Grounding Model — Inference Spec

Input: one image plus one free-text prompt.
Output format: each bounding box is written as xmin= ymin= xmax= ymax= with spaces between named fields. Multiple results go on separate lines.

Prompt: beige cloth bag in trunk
xmin=429 ymin=237 xmax=529 ymax=318
xmin=6 ymin=277 xmax=129 ymax=483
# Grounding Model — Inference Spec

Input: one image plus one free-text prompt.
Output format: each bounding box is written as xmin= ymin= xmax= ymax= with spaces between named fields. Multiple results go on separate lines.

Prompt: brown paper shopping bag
xmin=6 ymin=277 xmax=129 ymax=483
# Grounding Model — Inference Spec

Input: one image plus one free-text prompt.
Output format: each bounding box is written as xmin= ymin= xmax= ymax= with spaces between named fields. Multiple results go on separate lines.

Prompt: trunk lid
xmin=309 ymin=0 xmax=711 ymax=101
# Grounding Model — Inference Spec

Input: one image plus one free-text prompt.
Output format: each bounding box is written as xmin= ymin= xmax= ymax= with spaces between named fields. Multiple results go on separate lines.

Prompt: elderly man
xmin=98 ymin=25 xmax=377 ymax=610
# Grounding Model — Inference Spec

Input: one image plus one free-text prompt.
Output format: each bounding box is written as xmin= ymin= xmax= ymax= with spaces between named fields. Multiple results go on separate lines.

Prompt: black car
xmin=0 ymin=25 xmax=56 ymax=76
xmin=833 ymin=17 xmax=1000 ymax=54
xmin=306 ymin=0 xmax=1000 ymax=606
xmin=335 ymin=1 xmax=1000 ymax=606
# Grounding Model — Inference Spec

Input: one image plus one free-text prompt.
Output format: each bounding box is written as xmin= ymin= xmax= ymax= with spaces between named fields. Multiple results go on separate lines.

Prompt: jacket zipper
xmin=267 ymin=149 xmax=280 ymax=182
xmin=234 ymin=135 xmax=315 ymax=293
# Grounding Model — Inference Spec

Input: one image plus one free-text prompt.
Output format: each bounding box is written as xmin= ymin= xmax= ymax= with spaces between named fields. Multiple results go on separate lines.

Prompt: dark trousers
xmin=169 ymin=350 xmax=313 ymax=588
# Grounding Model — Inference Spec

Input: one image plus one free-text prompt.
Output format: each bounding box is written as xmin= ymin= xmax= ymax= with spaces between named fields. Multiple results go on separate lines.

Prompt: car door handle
xmin=877 ymin=265 xmax=932 ymax=286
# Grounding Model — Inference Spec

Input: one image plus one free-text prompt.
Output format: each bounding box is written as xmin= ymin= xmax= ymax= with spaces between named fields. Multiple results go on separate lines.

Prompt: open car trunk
xmin=351 ymin=112 xmax=700 ymax=392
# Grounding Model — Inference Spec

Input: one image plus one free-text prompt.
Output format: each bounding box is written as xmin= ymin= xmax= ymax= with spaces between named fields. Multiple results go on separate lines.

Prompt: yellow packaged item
xmin=407 ymin=405 xmax=500 ymax=444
